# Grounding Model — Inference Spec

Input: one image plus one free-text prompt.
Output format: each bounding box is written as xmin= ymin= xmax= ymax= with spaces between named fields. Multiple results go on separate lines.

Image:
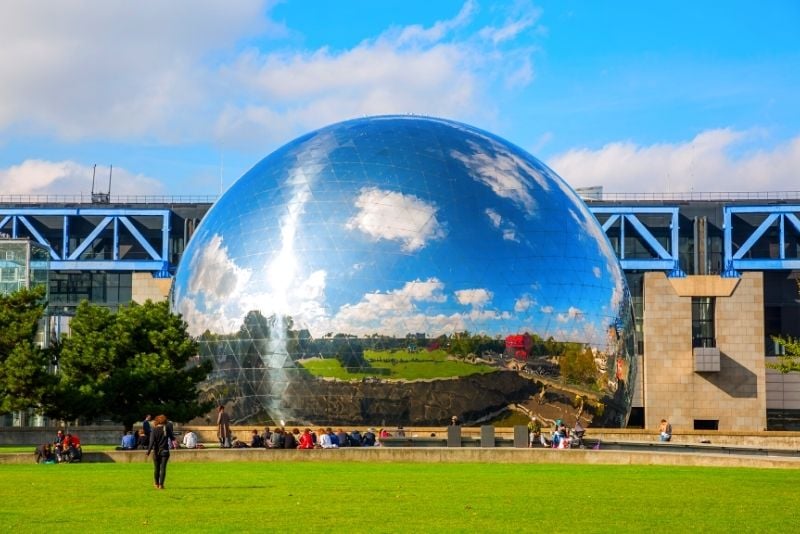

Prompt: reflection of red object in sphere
xmin=615 ymin=357 xmax=626 ymax=380
xmin=506 ymin=334 xmax=532 ymax=360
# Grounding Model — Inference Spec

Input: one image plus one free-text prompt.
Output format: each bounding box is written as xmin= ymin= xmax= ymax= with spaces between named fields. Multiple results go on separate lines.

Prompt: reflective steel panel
xmin=173 ymin=116 xmax=636 ymax=427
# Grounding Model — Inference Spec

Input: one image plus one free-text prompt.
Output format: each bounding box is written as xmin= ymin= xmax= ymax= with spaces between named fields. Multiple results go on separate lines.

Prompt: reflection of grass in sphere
xmin=301 ymin=348 xmax=496 ymax=380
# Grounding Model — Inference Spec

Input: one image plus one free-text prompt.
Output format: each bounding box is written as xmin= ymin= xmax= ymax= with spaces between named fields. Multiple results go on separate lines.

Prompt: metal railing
xmin=583 ymin=191 xmax=800 ymax=202
xmin=0 ymin=194 xmax=218 ymax=205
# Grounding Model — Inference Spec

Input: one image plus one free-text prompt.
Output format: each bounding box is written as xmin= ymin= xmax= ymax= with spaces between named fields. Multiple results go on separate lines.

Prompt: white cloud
xmin=478 ymin=8 xmax=541 ymax=45
xmin=455 ymin=288 xmax=493 ymax=307
xmin=540 ymin=305 xmax=554 ymax=314
xmin=557 ymin=306 xmax=584 ymax=323
xmin=0 ymin=1 xmax=275 ymax=140
xmin=0 ymin=159 xmax=166 ymax=197
xmin=187 ymin=234 xmax=252 ymax=307
xmin=451 ymin=137 xmax=552 ymax=215
xmin=514 ymin=294 xmax=536 ymax=312
xmin=346 ymin=187 xmax=445 ymax=251
xmin=214 ymin=3 xmax=541 ymax=147
xmin=593 ymin=266 xmax=602 ymax=278
xmin=485 ymin=207 xmax=520 ymax=242
xmin=548 ymin=129 xmax=800 ymax=193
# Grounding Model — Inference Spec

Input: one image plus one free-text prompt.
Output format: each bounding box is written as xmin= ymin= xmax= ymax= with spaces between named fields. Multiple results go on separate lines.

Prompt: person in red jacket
xmin=298 ymin=428 xmax=314 ymax=449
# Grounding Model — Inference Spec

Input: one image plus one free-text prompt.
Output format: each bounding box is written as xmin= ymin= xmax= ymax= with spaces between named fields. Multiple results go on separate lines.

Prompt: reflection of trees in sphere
xmin=172 ymin=115 xmax=636 ymax=427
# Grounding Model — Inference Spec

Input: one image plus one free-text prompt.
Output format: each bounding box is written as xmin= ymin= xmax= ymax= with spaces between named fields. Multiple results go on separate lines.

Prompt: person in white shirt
xmin=318 ymin=428 xmax=337 ymax=448
xmin=182 ymin=430 xmax=198 ymax=449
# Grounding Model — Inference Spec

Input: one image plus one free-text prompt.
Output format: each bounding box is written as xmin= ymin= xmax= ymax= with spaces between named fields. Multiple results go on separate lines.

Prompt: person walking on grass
xmin=146 ymin=414 xmax=175 ymax=489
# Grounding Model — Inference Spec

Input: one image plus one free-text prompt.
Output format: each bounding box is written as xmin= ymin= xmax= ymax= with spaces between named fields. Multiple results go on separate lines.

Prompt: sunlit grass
xmin=1 ymin=461 xmax=797 ymax=532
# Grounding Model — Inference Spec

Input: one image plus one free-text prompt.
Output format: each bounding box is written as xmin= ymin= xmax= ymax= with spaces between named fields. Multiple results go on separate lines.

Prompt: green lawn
xmin=0 ymin=461 xmax=796 ymax=532
xmin=301 ymin=357 xmax=496 ymax=380
xmin=364 ymin=348 xmax=450 ymax=361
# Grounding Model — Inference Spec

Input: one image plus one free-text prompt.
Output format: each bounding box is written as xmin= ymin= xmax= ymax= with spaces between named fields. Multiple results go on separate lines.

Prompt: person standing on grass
xmin=217 ymin=405 xmax=231 ymax=448
xmin=146 ymin=414 xmax=174 ymax=489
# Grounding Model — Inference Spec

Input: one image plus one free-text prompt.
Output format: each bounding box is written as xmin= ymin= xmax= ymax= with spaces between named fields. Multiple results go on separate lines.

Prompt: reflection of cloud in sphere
xmin=172 ymin=115 xmax=636 ymax=427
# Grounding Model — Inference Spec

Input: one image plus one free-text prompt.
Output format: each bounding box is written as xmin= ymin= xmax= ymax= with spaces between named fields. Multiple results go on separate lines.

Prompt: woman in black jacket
xmin=145 ymin=414 xmax=174 ymax=489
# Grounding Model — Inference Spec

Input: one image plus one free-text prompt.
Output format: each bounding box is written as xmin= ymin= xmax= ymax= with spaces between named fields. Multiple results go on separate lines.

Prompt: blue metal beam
xmin=0 ymin=207 xmax=174 ymax=274
xmin=723 ymin=205 xmax=800 ymax=277
xmin=589 ymin=206 xmax=684 ymax=276
xmin=32 ymin=260 xmax=168 ymax=271
xmin=17 ymin=216 xmax=60 ymax=260
xmin=68 ymin=216 xmax=112 ymax=260
xmin=118 ymin=216 xmax=160 ymax=260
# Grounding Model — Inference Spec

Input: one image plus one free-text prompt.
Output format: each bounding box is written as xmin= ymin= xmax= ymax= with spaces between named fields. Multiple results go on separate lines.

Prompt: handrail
xmin=0 ymin=194 xmax=218 ymax=205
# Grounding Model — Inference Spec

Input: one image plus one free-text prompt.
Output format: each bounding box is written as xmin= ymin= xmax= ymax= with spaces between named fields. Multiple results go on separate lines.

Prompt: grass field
xmin=2 ymin=461 xmax=797 ymax=532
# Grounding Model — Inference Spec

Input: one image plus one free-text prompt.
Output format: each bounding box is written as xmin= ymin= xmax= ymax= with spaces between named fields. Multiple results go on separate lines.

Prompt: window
xmin=692 ymin=297 xmax=715 ymax=348
xmin=693 ymin=419 xmax=719 ymax=431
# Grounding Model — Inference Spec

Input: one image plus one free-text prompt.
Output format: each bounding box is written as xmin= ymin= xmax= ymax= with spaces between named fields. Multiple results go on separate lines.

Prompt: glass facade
xmin=173 ymin=116 xmax=636 ymax=427
xmin=0 ymin=239 xmax=49 ymax=296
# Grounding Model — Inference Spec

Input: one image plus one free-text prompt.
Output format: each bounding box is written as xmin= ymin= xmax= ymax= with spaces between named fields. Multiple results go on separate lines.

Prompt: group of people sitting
xmin=229 ymin=427 xmax=393 ymax=449
xmin=118 ymin=429 xmax=159 ymax=450
xmin=35 ymin=429 xmax=82 ymax=463
xmin=527 ymin=416 xmax=586 ymax=449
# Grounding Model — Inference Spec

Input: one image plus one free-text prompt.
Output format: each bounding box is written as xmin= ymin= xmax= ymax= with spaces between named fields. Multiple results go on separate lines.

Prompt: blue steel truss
xmin=722 ymin=205 xmax=800 ymax=277
xmin=0 ymin=208 xmax=171 ymax=277
xmin=589 ymin=206 xmax=685 ymax=277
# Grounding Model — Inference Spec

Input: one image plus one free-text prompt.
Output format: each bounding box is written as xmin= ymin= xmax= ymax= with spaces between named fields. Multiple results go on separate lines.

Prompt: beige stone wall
xmin=643 ymin=272 xmax=766 ymax=432
xmin=131 ymin=272 xmax=171 ymax=303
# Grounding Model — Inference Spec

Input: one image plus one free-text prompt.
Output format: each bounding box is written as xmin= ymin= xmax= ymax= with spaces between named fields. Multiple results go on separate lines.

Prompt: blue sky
xmin=1 ymin=1 xmax=798 ymax=197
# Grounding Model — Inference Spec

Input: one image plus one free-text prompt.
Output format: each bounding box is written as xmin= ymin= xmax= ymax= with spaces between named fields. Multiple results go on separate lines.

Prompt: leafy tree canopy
xmin=50 ymin=299 xmax=212 ymax=430
xmin=0 ymin=286 xmax=54 ymax=413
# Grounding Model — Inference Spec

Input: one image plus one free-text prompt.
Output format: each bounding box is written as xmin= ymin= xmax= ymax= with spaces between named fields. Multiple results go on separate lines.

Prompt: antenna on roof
xmin=91 ymin=164 xmax=111 ymax=204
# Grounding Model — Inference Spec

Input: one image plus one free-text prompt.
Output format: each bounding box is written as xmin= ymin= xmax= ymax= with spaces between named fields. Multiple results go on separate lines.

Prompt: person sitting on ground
xmin=261 ymin=427 xmax=272 ymax=447
xmin=63 ymin=432 xmax=82 ymax=462
xmin=527 ymin=416 xmax=542 ymax=448
xmin=250 ymin=429 xmax=265 ymax=448
xmin=283 ymin=428 xmax=298 ymax=449
xmin=319 ymin=428 xmax=337 ymax=448
xmin=336 ymin=428 xmax=349 ymax=447
xmin=349 ymin=429 xmax=362 ymax=447
xmin=53 ymin=430 xmax=66 ymax=461
xmin=181 ymin=430 xmax=198 ymax=449
xmin=137 ymin=429 xmax=148 ymax=449
xmin=271 ymin=428 xmax=284 ymax=449
xmin=120 ymin=431 xmax=137 ymax=450
xmin=298 ymin=428 xmax=314 ymax=449
xmin=34 ymin=443 xmax=54 ymax=464
xmin=327 ymin=428 xmax=340 ymax=448
xmin=362 ymin=428 xmax=377 ymax=446
xmin=659 ymin=419 xmax=672 ymax=442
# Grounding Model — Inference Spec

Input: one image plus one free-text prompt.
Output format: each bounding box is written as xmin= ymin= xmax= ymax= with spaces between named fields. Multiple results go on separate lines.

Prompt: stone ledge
xmin=3 ymin=447 xmax=800 ymax=469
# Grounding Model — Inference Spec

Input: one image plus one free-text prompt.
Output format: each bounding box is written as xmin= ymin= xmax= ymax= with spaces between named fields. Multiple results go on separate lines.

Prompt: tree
xmin=50 ymin=299 xmax=212 ymax=430
xmin=768 ymin=336 xmax=800 ymax=374
xmin=767 ymin=280 xmax=800 ymax=374
xmin=0 ymin=286 xmax=54 ymax=413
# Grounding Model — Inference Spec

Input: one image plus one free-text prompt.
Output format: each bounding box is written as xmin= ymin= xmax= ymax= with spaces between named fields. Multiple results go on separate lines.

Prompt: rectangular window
xmin=692 ymin=297 xmax=715 ymax=348
xmin=693 ymin=419 xmax=719 ymax=431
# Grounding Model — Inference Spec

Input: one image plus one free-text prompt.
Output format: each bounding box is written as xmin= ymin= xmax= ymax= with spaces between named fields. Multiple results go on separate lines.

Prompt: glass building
xmin=172 ymin=115 xmax=636 ymax=427
xmin=0 ymin=238 xmax=49 ymax=297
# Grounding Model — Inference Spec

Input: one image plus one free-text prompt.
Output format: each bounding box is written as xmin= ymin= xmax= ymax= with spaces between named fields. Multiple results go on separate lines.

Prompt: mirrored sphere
xmin=173 ymin=116 xmax=636 ymax=427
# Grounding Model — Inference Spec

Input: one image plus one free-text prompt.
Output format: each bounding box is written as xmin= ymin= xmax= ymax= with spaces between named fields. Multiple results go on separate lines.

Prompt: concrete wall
xmin=643 ymin=272 xmax=767 ymax=432
xmin=131 ymin=272 xmax=171 ymax=303
xmin=4 ymin=446 xmax=800 ymax=469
